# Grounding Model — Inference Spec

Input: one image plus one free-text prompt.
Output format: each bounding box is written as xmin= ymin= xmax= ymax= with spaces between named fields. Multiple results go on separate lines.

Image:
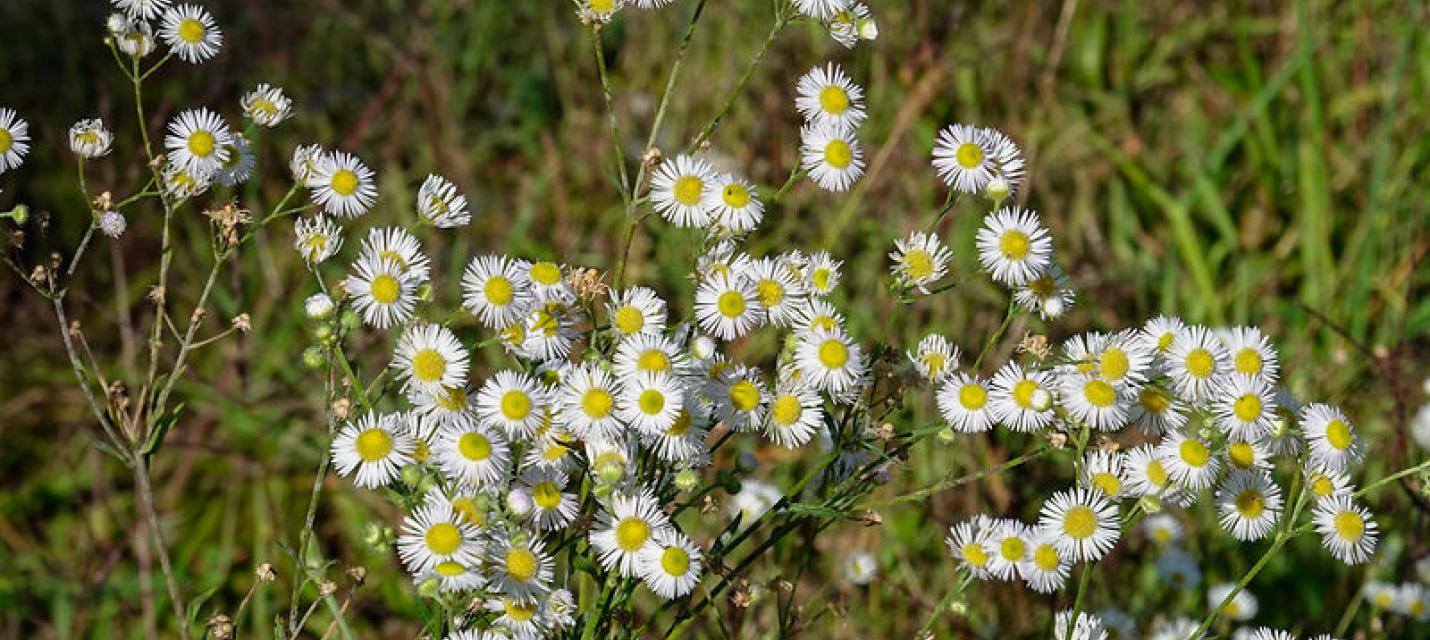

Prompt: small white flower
xmin=416 ymin=173 xmax=471 ymax=227
xmin=1037 ymin=488 xmax=1120 ymax=563
xmin=241 ymin=83 xmax=294 ymax=127
xmin=392 ymin=324 xmax=469 ymax=396
xmin=293 ymin=215 xmax=343 ymax=264
xmin=213 ymin=135 xmax=256 ymax=187
xmin=975 ymin=206 xmax=1053 ymax=286
xmin=702 ymin=172 xmax=763 ymax=234
xmin=69 ymin=119 xmax=114 ymax=158
xmin=694 ymin=271 xmax=763 ymax=341
xmin=591 ymin=490 xmax=674 ymax=578
xmin=1215 ymin=470 xmax=1282 ymax=541
xmin=461 ymin=255 xmax=535 ymax=330
xmin=1157 ymin=432 xmax=1221 ymax=491
xmin=793 ymin=0 xmax=854 ymax=20
xmin=638 ymin=529 xmax=703 ymax=599
xmin=889 ymin=231 xmax=952 ymax=292
xmin=937 ymin=372 xmax=995 ymax=433
xmin=114 ymin=0 xmax=171 ymax=21
xmin=345 ymin=254 xmax=418 ymax=329
xmin=650 ymin=155 xmax=715 ymax=228
xmin=1208 ymin=582 xmax=1258 ymax=622
xmin=1313 ymin=495 xmax=1378 ymax=565
xmin=607 ymin=286 xmax=668 ymax=338
xmin=397 ymin=490 xmax=482 ymax=575
xmin=989 ymin=361 xmax=1055 ymax=432
xmin=1302 ymin=403 xmax=1361 ymax=472
xmin=160 ymin=4 xmax=222 ymax=63
xmin=303 ymin=293 xmax=334 ymax=319
xmin=311 ymin=151 xmax=378 ymax=219
xmin=435 ymin=422 xmax=511 ymax=488
xmin=762 ymin=384 xmax=822 ymax=449
xmin=800 ymin=122 xmax=864 ymax=192
xmin=843 ymin=551 xmax=877 ymax=585
xmin=794 ymin=63 xmax=866 ymax=129
xmin=360 ymin=226 xmax=431 ymax=282
xmin=908 ymin=334 xmax=960 ymax=383
xmin=330 ymin=412 xmax=414 ymax=489
xmin=945 ymin=515 xmax=995 ymax=579
xmin=164 ymin=108 xmax=232 ymax=175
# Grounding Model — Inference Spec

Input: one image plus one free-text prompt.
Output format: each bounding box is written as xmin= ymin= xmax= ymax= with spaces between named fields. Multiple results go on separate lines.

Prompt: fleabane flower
xmin=164 ymin=108 xmax=232 ymax=174
xmin=461 ymin=255 xmax=535 ymax=329
xmin=397 ymin=490 xmax=482 ymax=574
xmin=932 ymin=124 xmax=1016 ymax=195
xmin=1020 ymin=532 xmax=1072 ymax=593
xmin=976 ymin=206 xmax=1053 ymax=286
xmin=476 ymin=370 xmax=548 ymax=438
xmin=360 ymin=226 xmax=430 ymax=282
xmin=114 ymin=0 xmax=171 ymax=21
xmin=1014 ymin=263 xmax=1075 ymax=319
xmin=795 ymin=326 xmax=865 ymax=394
xmin=487 ymin=534 xmax=554 ymax=604
xmin=1079 ymin=450 xmax=1127 ymax=500
xmin=116 ymin=18 xmax=157 ymax=57
xmin=607 ymin=286 xmax=667 ymax=338
xmin=160 ymin=4 xmax=222 ymax=63
xmin=578 ymin=0 xmax=626 ymax=22
xmin=293 ymin=215 xmax=342 ymax=264
xmin=1157 ymin=432 xmax=1221 ymax=491
xmin=800 ymin=122 xmax=864 ymax=192
xmin=945 ymin=516 xmax=995 ymax=579
xmin=435 ymin=422 xmax=511 ymax=488
xmin=762 ymin=384 xmax=822 ymax=448
xmin=989 ymin=361 xmax=1055 ymax=432
xmin=393 ymin=324 xmax=469 ymax=396
xmin=1314 ymin=495 xmax=1378 ymax=564
xmin=889 ymin=231 xmax=952 ymax=292
xmin=1221 ymin=326 xmax=1279 ymax=383
xmin=213 ymin=136 xmax=255 ymax=186
xmin=1208 ymin=583 xmax=1258 ymax=622
xmin=1302 ymin=403 xmax=1361 ymax=472
xmin=69 ymin=119 xmax=114 ymax=159
xmin=345 ymin=255 xmax=419 ymax=329
xmin=1212 ymin=374 xmax=1279 ymax=440
xmin=618 ymin=372 xmax=684 ymax=436
xmin=241 ymin=83 xmax=293 ymax=127
xmin=702 ymin=172 xmax=763 ymax=234
xmin=986 ymin=519 xmax=1031 ymax=581
xmin=795 ymin=63 xmax=866 ymax=129
xmin=694 ymin=271 xmax=762 ymax=341
xmin=1037 ymin=488 xmax=1120 ymax=563
xmin=805 ymin=251 xmax=843 ymax=296
xmin=937 ymin=372 xmax=994 ymax=433
xmin=311 ymin=151 xmax=378 ymax=219
xmin=556 ymin=364 xmax=625 ymax=442
xmin=591 ymin=490 xmax=674 ymax=578
xmin=1166 ymin=325 xmax=1228 ymax=401
xmin=793 ymin=0 xmax=854 ymax=20
xmin=1061 ymin=374 xmax=1129 ymax=431
xmin=1215 ymin=470 xmax=1282 ymax=541
xmin=650 ymin=155 xmax=715 ymax=228
xmin=908 ymin=334 xmax=960 ymax=382
xmin=330 ymin=412 xmax=414 ymax=488
xmin=638 ymin=529 xmax=703 ymax=599
xmin=417 ymin=173 xmax=471 ymax=227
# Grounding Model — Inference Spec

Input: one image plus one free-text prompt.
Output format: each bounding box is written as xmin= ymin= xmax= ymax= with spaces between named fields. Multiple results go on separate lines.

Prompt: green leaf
xmin=141 ymin=402 xmax=185 ymax=458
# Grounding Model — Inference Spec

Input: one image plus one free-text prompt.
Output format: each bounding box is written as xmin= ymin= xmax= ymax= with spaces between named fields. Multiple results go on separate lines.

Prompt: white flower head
xmin=311 ymin=151 xmax=378 ymax=219
xmin=164 ymin=108 xmax=232 ymax=175
xmin=795 ymin=63 xmax=866 ymax=129
xmin=417 ymin=173 xmax=471 ymax=227
xmin=976 ymin=206 xmax=1053 ymax=286
xmin=293 ymin=215 xmax=342 ymax=264
xmin=800 ymin=122 xmax=864 ymax=192
xmin=241 ymin=83 xmax=294 ymax=128
xmin=69 ymin=119 xmax=114 ymax=159
xmin=160 ymin=4 xmax=222 ymax=63
xmin=651 ymin=155 xmax=715 ymax=228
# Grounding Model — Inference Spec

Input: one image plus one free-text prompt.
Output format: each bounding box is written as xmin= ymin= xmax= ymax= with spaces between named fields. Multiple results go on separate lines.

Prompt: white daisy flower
xmin=1020 ymin=531 xmax=1072 ymax=593
xmin=793 ymin=0 xmax=854 ymax=21
xmin=1014 ymin=263 xmax=1075 ymax=319
xmin=1158 ymin=432 xmax=1221 ymax=491
xmin=1142 ymin=513 xmax=1183 ymax=546
xmin=1395 ymin=583 xmax=1429 ymax=620
xmin=461 ymin=255 xmax=534 ymax=330
xmin=293 ymin=215 xmax=342 ymax=264
xmin=937 ymin=372 xmax=995 ymax=433
xmin=1364 ymin=580 xmax=1399 ymax=610
xmin=1313 ymin=495 xmax=1378 ymax=564
xmin=421 ymin=557 xmax=485 ymax=594
xmin=975 ymin=206 xmax=1053 ymax=286
xmin=164 ymin=108 xmax=231 ymax=175
xmin=346 ymin=255 xmax=418 ymax=330
xmin=330 ymin=412 xmax=414 ymax=488
xmin=986 ymin=519 xmax=1031 ymax=581
xmin=476 ymin=370 xmax=547 ymax=439
xmin=416 ymin=173 xmax=471 ymax=227
xmin=520 ymin=259 xmax=570 ymax=303
xmin=618 ymin=372 xmax=684 ymax=436
xmin=521 ymin=301 xmax=583 ymax=363
xmin=763 ymin=385 xmax=822 ymax=448
xmin=1124 ymin=443 xmax=1190 ymax=505
xmin=1038 ymin=488 xmax=1120 ymax=563
xmin=795 ymin=63 xmax=866 ymax=129
xmin=795 ymin=326 xmax=864 ymax=394
xmin=1167 ymin=325 xmax=1228 ymax=401
xmin=116 ymin=18 xmax=157 ymax=57
xmin=68 ymin=119 xmax=114 ymax=159
xmin=1303 ymin=464 xmax=1353 ymax=503
xmin=213 ymin=136 xmax=256 ymax=187
xmin=392 ymin=324 xmax=468 ymax=396
xmin=931 ymin=124 xmax=995 ymax=194
xmin=524 ymin=470 xmax=578 ymax=532
xmin=702 ymin=172 xmax=763 ymax=234
xmin=712 ymin=366 xmax=767 ymax=432
xmin=1221 ymin=326 xmax=1279 ymax=383
xmin=290 ymin=144 xmax=326 ymax=186
xmin=607 ymin=286 xmax=667 ymax=338
xmin=556 ymin=364 xmax=625 ymax=442
xmin=889 ymin=230 xmax=952 ymax=293
xmin=240 ymin=83 xmax=293 ymax=127
xmin=804 ymin=250 xmax=843 ymax=296
xmin=1062 ymin=374 xmax=1130 ymax=431
xmin=746 ymin=257 xmax=808 ymax=327
xmin=612 ymin=333 xmax=689 ymax=379
xmin=825 ymin=3 xmax=873 ymax=49
xmin=1080 ymin=449 xmax=1128 ymax=500
xmin=161 ymin=159 xmax=213 ymax=199
xmin=644 ymin=404 xmax=708 ymax=464
xmin=1138 ymin=314 xmax=1187 ymax=365
xmin=1208 ymin=583 xmax=1258 ymax=622
xmin=397 ymin=491 xmax=482 ymax=575
xmin=1302 ymin=403 xmax=1361 ymax=472
xmin=435 ymin=422 xmax=511 ymax=488
xmin=908 ymin=334 xmax=960 ymax=383
xmin=591 ymin=490 xmax=674 ymax=578
xmin=1215 ymin=470 xmax=1282 ymax=541
xmin=1223 ymin=437 xmax=1272 ymax=472
xmin=650 ymin=155 xmax=715 ymax=228
xmin=115 ymin=0 xmax=171 ymax=20
xmin=577 ymin=0 xmax=626 ymax=22
xmin=945 ymin=516 xmax=995 ymax=579
xmin=524 ymin=428 xmax=579 ymax=475
xmin=792 ymin=298 xmax=847 ymax=335
xmin=311 ymin=151 xmax=377 ymax=219
xmin=487 ymin=534 xmax=553 ymax=604
xmin=989 ymin=361 xmax=1055 ymax=432
xmin=159 ymin=4 xmax=222 ymax=63
xmin=1212 ymin=374 xmax=1279 ymax=440
xmin=638 ymin=529 xmax=703 ymax=599
xmin=360 ymin=226 xmax=431 ymax=282
xmin=800 ymin=122 xmax=864 ymax=192
xmin=1054 ymin=610 xmax=1108 ymax=640
xmin=1265 ymin=388 xmax=1303 ymax=458
xmin=1128 ymin=385 xmax=1190 ymax=436
xmin=694 ymin=271 xmax=763 ymax=341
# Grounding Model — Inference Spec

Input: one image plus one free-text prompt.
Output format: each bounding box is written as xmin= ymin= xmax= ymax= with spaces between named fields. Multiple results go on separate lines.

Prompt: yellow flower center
xmin=501 ymin=390 xmax=532 ymax=421
xmin=1179 ymin=439 xmax=1210 ymax=467
xmin=503 ymin=598 xmax=536 ymax=622
xmin=615 ymin=517 xmax=650 ymax=552
xmin=716 ymin=290 xmax=746 ymax=318
xmin=1084 ymin=380 xmax=1117 ymax=408
xmin=330 ymin=168 xmax=359 ymax=196
xmin=922 ymin=353 xmax=948 ymax=378
xmin=532 ymin=481 xmax=562 ymax=510
xmin=722 ymin=183 xmax=750 ymax=208
xmin=436 ymin=385 xmax=467 ymax=411
xmin=1234 ymin=348 xmax=1263 ymax=374
xmin=824 ymin=139 xmax=853 ymax=169
xmin=411 ymin=349 xmax=446 ymax=382
xmin=1156 ymin=332 xmax=1175 ymax=352
xmin=812 ymin=268 xmax=832 ymax=292
xmin=484 ymin=276 xmax=514 ymax=305
xmin=1185 ymin=348 xmax=1215 ymax=378
xmin=1062 ymin=505 xmax=1097 ymax=539
xmin=450 ymin=497 xmax=483 ymax=527
xmin=1325 ymin=419 xmax=1353 ymax=450
xmin=178 ymin=18 xmax=206 ymax=44
xmin=1033 ymin=544 xmax=1060 ymax=571
xmin=187 ymin=130 xmax=215 ymax=158
xmin=1145 ymin=460 xmax=1170 ymax=487
xmin=660 ymin=546 xmax=690 ymax=576
xmin=582 ymin=388 xmax=614 ymax=419
xmin=530 ymin=261 xmax=562 ymax=285
xmin=755 ymin=279 xmax=784 ymax=307
xmin=434 ymin=561 xmax=466 ymax=577
xmin=673 ymin=175 xmax=704 ymax=205
xmin=771 ymin=395 xmax=803 ymax=426
xmin=818 ymin=85 xmax=850 ymax=114
xmin=999 ymin=537 xmax=1025 ymax=562
xmin=637 ymin=349 xmax=671 ymax=373
xmin=667 ymin=409 xmax=693 ymax=436
xmin=955 ymin=142 xmax=984 ymax=168
xmin=458 ymin=432 xmax=492 ymax=462
xmin=0 ymin=129 xmax=11 ymax=153
xmin=424 ymin=523 xmax=462 ymax=555
xmin=614 ymin=306 xmax=644 ymax=334
xmin=369 ymin=274 xmax=400 ymax=304
xmin=505 ymin=547 xmax=537 ymax=581
xmin=1235 ymin=489 xmax=1265 ymax=518
xmin=1233 ymin=394 xmax=1263 ymax=422
xmin=999 ymin=230 xmax=1030 ymax=260
xmin=638 ymin=389 xmax=666 ymax=415
xmin=1333 ymin=510 xmax=1364 ymax=541
xmin=1309 ymin=475 xmax=1334 ymax=497
xmin=818 ymin=339 xmax=848 ymax=369
xmin=729 ymin=380 xmax=760 ymax=412
xmin=1139 ymin=388 xmax=1170 ymax=414
xmin=1100 ymin=348 xmax=1130 ymax=381
xmin=962 ymin=543 xmax=988 ymax=567
xmin=902 ymin=249 xmax=934 ymax=280
xmin=958 ymin=383 xmax=987 ymax=410
xmin=1091 ymin=472 xmax=1121 ymax=497
xmin=354 ymin=428 xmax=393 ymax=462
xmin=1227 ymin=442 xmax=1256 ymax=469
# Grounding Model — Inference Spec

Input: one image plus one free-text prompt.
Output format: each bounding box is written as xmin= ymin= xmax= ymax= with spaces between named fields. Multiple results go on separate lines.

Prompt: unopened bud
xmin=986 ymin=176 xmax=1010 ymax=203
xmin=674 ymin=468 xmax=700 ymax=492
xmin=857 ymin=17 xmax=879 ymax=40
xmin=506 ymin=487 xmax=533 ymax=516
xmin=417 ymin=577 xmax=441 ymax=598
xmin=305 ymin=293 xmax=334 ymax=320
xmin=1139 ymin=495 xmax=1163 ymax=514
xmin=1030 ymin=389 xmax=1053 ymax=412
xmin=302 ymin=345 xmax=326 ymax=370
xmin=935 ymin=427 xmax=957 ymax=443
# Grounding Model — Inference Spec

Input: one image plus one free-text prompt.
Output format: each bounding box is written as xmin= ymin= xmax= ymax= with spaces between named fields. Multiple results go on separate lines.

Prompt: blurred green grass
xmin=0 ymin=0 xmax=1427 ymax=637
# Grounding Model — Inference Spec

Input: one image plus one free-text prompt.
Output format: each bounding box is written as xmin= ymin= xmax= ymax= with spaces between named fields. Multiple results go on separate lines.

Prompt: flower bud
xmin=674 ymin=468 xmax=700 ymax=492
xmin=857 ymin=18 xmax=879 ymax=41
xmin=301 ymin=345 xmax=326 ymax=369
xmin=98 ymin=211 xmax=127 ymax=238
xmin=313 ymin=323 xmax=335 ymax=343
xmin=986 ymin=176 xmax=1010 ymax=203
xmin=690 ymin=335 xmax=717 ymax=361
xmin=339 ymin=310 xmax=361 ymax=333
xmin=8 ymin=204 xmax=28 ymax=225
xmin=596 ymin=459 xmax=625 ymax=485
xmin=416 ymin=577 xmax=441 ymax=599
xmin=305 ymin=293 xmax=334 ymax=320
xmin=935 ymin=427 xmax=957 ymax=443
xmin=1139 ymin=495 xmax=1163 ymax=514
xmin=401 ymin=464 xmax=424 ymax=488
xmin=1030 ymin=388 xmax=1053 ymax=412
xmin=506 ymin=487 xmax=533 ymax=516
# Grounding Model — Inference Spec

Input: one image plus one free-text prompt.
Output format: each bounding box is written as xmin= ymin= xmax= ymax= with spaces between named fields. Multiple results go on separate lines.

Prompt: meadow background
xmin=0 ymin=0 xmax=1427 ymax=637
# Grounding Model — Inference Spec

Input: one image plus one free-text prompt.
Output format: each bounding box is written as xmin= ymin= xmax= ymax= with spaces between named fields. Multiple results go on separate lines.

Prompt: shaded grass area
xmin=0 ymin=0 xmax=1426 ymax=637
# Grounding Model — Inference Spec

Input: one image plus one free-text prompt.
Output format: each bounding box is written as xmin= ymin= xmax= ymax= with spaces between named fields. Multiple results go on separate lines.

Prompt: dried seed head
xmin=330 ymin=397 xmax=352 ymax=421
xmin=346 ymin=566 xmax=367 ymax=585
xmin=207 ymin=614 xmax=233 ymax=640
xmin=255 ymin=563 xmax=277 ymax=582
xmin=231 ymin=313 xmax=251 ymax=333
xmin=318 ymin=580 xmax=337 ymax=596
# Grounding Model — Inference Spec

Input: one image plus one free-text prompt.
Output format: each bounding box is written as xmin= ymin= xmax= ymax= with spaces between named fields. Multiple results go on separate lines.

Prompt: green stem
xmin=1192 ymin=534 xmax=1290 ymax=638
xmin=972 ymin=298 xmax=1017 ymax=372
xmin=683 ymin=8 xmax=791 ymax=154
xmin=1355 ymin=458 xmax=1430 ymax=498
